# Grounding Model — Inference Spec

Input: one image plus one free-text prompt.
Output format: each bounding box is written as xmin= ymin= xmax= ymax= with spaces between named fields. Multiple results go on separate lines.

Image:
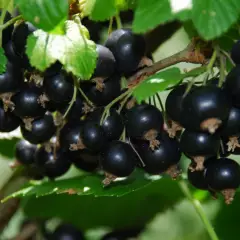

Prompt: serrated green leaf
xmin=133 ymin=0 xmax=174 ymax=33
xmin=3 ymin=170 xmax=152 ymax=201
xmin=15 ymin=0 xmax=68 ymax=32
xmin=0 ymin=47 xmax=7 ymax=74
xmin=26 ymin=20 xmax=97 ymax=79
xmin=192 ymin=0 xmax=240 ymax=40
xmin=133 ymin=68 xmax=182 ymax=103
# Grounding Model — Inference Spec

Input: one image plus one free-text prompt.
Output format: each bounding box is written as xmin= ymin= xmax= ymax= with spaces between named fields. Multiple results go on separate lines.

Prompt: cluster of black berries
xmin=18 ymin=220 xmax=142 ymax=240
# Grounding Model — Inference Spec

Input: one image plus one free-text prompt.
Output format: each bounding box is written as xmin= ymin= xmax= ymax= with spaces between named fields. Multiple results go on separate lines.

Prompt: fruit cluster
xmin=2 ymin=11 xmax=240 ymax=205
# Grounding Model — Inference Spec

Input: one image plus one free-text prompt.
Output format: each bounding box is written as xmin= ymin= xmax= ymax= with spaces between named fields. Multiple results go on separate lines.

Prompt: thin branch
xmin=0 ymin=15 xmax=23 ymax=31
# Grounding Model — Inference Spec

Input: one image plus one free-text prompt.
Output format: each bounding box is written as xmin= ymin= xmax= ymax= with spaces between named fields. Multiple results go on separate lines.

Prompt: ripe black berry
xmin=0 ymin=102 xmax=21 ymax=132
xmin=231 ymin=40 xmax=240 ymax=64
xmin=180 ymin=130 xmax=220 ymax=171
xmin=85 ymin=75 xmax=122 ymax=106
xmin=43 ymin=73 xmax=74 ymax=103
xmin=125 ymin=104 xmax=163 ymax=149
xmin=21 ymin=112 xmax=56 ymax=144
xmin=3 ymin=41 xmax=22 ymax=65
xmin=187 ymin=167 xmax=208 ymax=190
xmin=12 ymin=84 xmax=46 ymax=118
xmin=182 ymin=85 xmax=231 ymax=133
xmin=135 ymin=133 xmax=181 ymax=177
xmin=0 ymin=62 xmax=24 ymax=94
xmin=93 ymin=44 xmax=116 ymax=78
xmin=15 ymin=140 xmax=37 ymax=165
xmin=105 ymin=29 xmax=146 ymax=74
xmin=44 ymin=61 xmax=62 ymax=77
xmin=0 ymin=10 xmax=13 ymax=46
xmin=51 ymin=224 xmax=85 ymax=240
xmin=35 ymin=147 xmax=71 ymax=179
xmin=101 ymin=141 xmax=136 ymax=178
xmin=205 ymin=157 xmax=240 ymax=204
xmin=12 ymin=21 xmax=37 ymax=56
xmin=225 ymin=65 xmax=240 ymax=107
xmin=72 ymin=149 xmax=99 ymax=172
xmin=81 ymin=121 xmax=108 ymax=152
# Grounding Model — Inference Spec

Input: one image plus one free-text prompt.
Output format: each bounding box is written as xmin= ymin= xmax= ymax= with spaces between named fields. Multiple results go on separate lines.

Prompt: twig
xmin=63 ymin=85 xmax=77 ymax=118
xmin=178 ymin=180 xmax=219 ymax=240
xmin=218 ymin=54 xmax=226 ymax=88
xmin=127 ymin=40 xmax=207 ymax=88
xmin=0 ymin=15 xmax=23 ymax=31
xmin=115 ymin=14 xmax=122 ymax=29
xmin=108 ymin=17 xmax=114 ymax=35
xmin=78 ymin=86 xmax=94 ymax=107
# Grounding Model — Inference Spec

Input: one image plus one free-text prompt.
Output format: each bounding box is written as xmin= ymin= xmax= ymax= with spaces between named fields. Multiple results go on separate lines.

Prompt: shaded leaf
xmin=26 ymin=20 xmax=97 ymax=79
xmin=15 ymin=0 xmax=68 ymax=32
xmin=0 ymin=48 xmax=7 ymax=74
xmin=133 ymin=68 xmax=182 ymax=103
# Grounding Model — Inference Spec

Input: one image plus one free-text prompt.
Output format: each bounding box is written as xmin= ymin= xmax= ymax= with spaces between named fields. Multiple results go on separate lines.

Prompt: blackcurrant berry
xmin=101 ymin=141 xmax=136 ymax=177
xmin=59 ymin=122 xmax=83 ymax=153
xmin=220 ymin=106 xmax=240 ymax=137
xmin=231 ymin=40 xmax=240 ymax=64
xmin=225 ymin=65 xmax=240 ymax=107
xmin=182 ymin=85 xmax=231 ymax=133
xmin=12 ymin=21 xmax=37 ymax=56
xmin=180 ymin=130 xmax=220 ymax=170
xmin=12 ymin=84 xmax=46 ymax=118
xmin=0 ymin=62 xmax=24 ymax=94
xmin=72 ymin=149 xmax=99 ymax=172
xmin=0 ymin=10 xmax=13 ymax=46
xmin=21 ymin=112 xmax=56 ymax=144
xmin=93 ymin=44 xmax=116 ymax=78
xmin=187 ymin=167 xmax=208 ymax=190
xmin=51 ymin=223 xmax=85 ymax=240
xmin=44 ymin=61 xmax=62 ymax=77
xmin=205 ymin=157 xmax=240 ymax=204
xmin=3 ymin=41 xmax=22 ymax=65
xmin=15 ymin=140 xmax=37 ymax=165
xmin=59 ymin=95 xmax=84 ymax=121
xmin=0 ymin=102 xmax=21 ymax=132
xmin=136 ymin=133 xmax=181 ymax=177
xmin=35 ymin=147 xmax=71 ymax=178
xmin=85 ymin=75 xmax=122 ymax=106
xmin=81 ymin=121 xmax=108 ymax=152
xmin=125 ymin=104 xmax=163 ymax=148
xmin=105 ymin=29 xmax=146 ymax=74
xmin=43 ymin=73 xmax=74 ymax=103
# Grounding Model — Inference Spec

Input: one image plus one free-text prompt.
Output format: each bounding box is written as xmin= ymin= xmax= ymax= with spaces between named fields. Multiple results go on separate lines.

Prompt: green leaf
xmin=81 ymin=0 xmax=117 ymax=21
xmin=133 ymin=0 xmax=174 ymax=33
xmin=0 ymin=47 xmax=7 ymax=74
xmin=3 ymin=170 xmax=152 ymax=201
xmin=15 ymin=0 xmax=68 ymax=32
xmin=133 ymin=68 xmax=182 ymax=103
xmin=192 ymin=0 xmax=240 ymax=40
xmin=22 ymin=178 xmax=184 ymax=230
xmin=26 ymin=20 xmax=97 ymax=79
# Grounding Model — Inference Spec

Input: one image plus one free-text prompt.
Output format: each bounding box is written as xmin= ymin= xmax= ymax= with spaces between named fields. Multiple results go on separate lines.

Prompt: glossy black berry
xmin=15 ymin=140 xmax=37 ymax=165
xmin=81 ymin=121 xmax=108 ymax=152
xmin=51 ymin=224 xmax=85 ymax=240
xmin=0 ymin=62 xmax=24 ymax=94
xmin=12 ymin=84 xmax=46 ymax=118
xmin=12 ymin=21 xmax=37 ymax=55
xmin=44 ymin=61 xmax=62 ymax=77
xmin=136 ymin=133 xmax=181 ymax=175
xmin=72 ymin=149 xmax=99 ymax=172
xmin=0 ymin=10 xmax=13 ymax=46
xmin=125 ymin=104 xmax=163 ymax=139
xmin=35 ymin=147 xmax=71 ymax=178
xmin=231 ymin=40 xmax=240 ymax=64
xmin=225 ymin=65 xmax=240 ymax=107
xmin=93 ymin=44 xmax=116 ymax=78
xmin=101 ymin=141 xmax=136 ymax=177
xmin=182 ymin=85 xmax=231 ymax=133
xmin=105 ymin=29 xmax=146 ymax=74
xmin=59 ymin=95 xmax=84 ymax=121
xmin=220 ymin=106 xmax=240 ymax=137
xmin=21 ymin=112 xmax=56 ymax=144
xmin=187 ymin=167 xmax=208 ymax=190
xmin=0 ymin=103 xmax=21 ymax=132
xmin=43 ymin=73 xmax=74 ymax=103
xmin=165 ymin=84 xmax=188 ymax=125
xmin=3 ymin=41 xmax=22 ymax=65
xmin=180 ymin=130 xmax=220 ymax=159
xmin=85 ymin=75 xmax=121 ymax=106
